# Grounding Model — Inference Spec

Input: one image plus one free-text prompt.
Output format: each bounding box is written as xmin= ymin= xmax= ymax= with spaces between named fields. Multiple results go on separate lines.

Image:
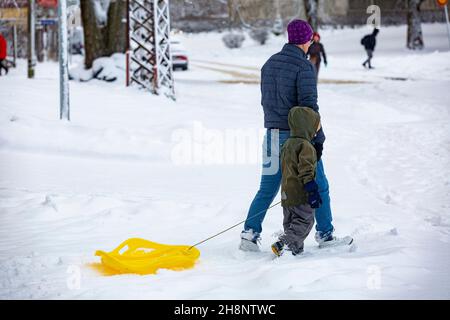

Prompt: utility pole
xmin=127 ymin=0 xmax=175 ymax=100
xmin=58 ymin=0 xmax=70 ymax=121
xmin=445 ymin=4 xmax=450 ymax=48
xmin=436 ymin=0 xmax=450 ymax=48
xmin=12 ymin=24 xmax=18 ymax=67
xmin=125 ymin=0 xmax=130 ymax=87
xmin=27 ymin=0 xmax=36 ymax=78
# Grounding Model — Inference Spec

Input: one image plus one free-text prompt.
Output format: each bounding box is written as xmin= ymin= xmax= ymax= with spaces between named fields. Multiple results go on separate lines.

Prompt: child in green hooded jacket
xmin=272 ymin=106 xmax=323 ymax=256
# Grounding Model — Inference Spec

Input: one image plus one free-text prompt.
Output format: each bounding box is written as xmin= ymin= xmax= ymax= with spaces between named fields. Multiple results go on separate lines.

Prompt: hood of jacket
xmin=288 ymin=107 xmax=320 ymax=141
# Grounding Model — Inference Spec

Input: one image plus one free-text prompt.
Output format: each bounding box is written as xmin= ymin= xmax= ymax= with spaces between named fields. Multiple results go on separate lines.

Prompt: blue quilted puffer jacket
xmin=261 ymin=43 xmax=325 ymax=144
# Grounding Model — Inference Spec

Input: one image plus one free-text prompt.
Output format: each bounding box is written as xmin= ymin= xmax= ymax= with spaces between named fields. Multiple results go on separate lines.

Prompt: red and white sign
xmin=437 ymin=0 xmax=448 ymax=7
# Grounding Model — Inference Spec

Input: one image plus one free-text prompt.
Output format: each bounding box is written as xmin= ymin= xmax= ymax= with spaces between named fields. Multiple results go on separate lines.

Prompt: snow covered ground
xmin=1 ymin=24 xmax=449 ymax=299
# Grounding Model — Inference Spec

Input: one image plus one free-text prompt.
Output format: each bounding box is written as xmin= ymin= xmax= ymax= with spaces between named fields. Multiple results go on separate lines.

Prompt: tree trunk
xmin=36 ymin=27 xmax=45 ymax=62
xmin=303 ymin=0 xmax=318 ymax=31
xmin=80 ymin=0 xmax=127 ymax=69
xmin=47 ymin=26 xmax=59 ymax=61
xmin=80 ymin=0 xmax=105 ymax=68
xmin=407 ymin=0 xmax=424 ymax=50
xmin=227 ymin=0 xmax=240 ymax=29
xmin=105 ymin=0 xmax=127 ymax=55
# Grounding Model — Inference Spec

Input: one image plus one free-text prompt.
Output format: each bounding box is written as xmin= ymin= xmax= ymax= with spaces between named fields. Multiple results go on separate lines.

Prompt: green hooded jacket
xmin=281 ymin=107 xmax=320 ymax=207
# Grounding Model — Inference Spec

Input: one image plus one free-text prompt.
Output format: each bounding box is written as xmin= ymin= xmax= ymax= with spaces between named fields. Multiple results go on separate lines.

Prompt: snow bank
xmin=69 ymin=53 xmax=126 ymax=83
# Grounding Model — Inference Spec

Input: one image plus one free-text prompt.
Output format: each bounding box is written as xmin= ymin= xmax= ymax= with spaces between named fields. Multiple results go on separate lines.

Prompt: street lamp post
xmin=445 ymin=4 xmax=450 ymax=48
xmin=28 ymin=0 xmax=36 ymax=78
xmin=437 ymin=0 xmax=450 ymax=49
xmin=58 ymin=0 xmax=70 ymax=121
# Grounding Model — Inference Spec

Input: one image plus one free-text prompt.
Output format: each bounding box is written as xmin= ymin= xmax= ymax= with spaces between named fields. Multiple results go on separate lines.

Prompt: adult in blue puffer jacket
xmin=240 ymin=19 xmax=336 ymax=252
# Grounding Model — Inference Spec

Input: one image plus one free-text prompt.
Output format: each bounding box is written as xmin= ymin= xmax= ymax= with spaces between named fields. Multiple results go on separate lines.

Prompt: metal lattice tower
xmin=127 ymin=0 xmax=175 ymax=100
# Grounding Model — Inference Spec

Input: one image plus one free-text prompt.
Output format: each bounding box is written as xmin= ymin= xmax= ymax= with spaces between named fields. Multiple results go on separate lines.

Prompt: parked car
xmin=170 ymin=39 xmax=189 ymax=71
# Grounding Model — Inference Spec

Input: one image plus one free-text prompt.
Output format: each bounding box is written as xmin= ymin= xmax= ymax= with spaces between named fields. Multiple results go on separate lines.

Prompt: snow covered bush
xmin=249 ymin=28 xmax=269 ymax=45
xmin=69 ymin=53 xmax=125 ymax=82
xmin=222 ymin=33 xmax=245 ymax=49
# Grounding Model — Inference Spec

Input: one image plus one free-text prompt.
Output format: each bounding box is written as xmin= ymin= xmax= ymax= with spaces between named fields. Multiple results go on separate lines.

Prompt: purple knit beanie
xmin=287 ymin=19 xmax=313 ymax=45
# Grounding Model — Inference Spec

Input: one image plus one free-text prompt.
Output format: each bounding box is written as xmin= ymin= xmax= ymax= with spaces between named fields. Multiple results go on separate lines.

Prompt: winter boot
xmin=271 ymin=240 xmax=285 ymax=257
xmin=315 ymin=228 xmax=336 ymax=246
xmin=239 ymin=229 xmax=261 ymax=252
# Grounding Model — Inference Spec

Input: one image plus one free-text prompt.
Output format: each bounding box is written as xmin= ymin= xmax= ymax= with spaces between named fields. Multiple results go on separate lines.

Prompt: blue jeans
xmin=244 ymin=129 xmax=334 ymax=234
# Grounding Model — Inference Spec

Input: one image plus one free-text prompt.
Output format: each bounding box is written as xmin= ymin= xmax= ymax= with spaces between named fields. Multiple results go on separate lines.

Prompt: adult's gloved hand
xmin=314 ymin=143 xmax=323 ymax=161
xmin=304 ymin=180 xmax=322 ymax=209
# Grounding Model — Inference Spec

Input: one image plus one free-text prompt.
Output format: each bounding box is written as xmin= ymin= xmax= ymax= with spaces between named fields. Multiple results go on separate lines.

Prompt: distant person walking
xmin=361 ymin=28 xmax=379 ymax=69
xmin=0 ymin=33 xmax=8 ymax=76
xmin=307 ymin=32 xmax=327 ymax=79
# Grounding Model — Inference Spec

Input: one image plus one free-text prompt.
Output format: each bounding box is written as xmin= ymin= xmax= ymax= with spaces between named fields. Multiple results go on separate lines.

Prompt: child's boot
xmin=271 ymin=240 xmax=285 ymax=257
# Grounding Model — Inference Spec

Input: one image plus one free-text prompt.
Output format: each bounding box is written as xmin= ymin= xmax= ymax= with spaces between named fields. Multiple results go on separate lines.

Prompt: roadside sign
xmin=39 ymin=19 xmax=57 ymax=26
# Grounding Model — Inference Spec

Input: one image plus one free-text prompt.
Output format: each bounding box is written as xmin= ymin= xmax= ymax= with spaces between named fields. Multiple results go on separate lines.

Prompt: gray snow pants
xmin=279 ymin=204 xmax=315 ymax=254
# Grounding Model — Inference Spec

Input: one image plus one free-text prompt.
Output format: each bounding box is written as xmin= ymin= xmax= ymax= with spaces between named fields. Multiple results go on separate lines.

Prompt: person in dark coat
xmin=0 ymin=33 xmax=9 ymax=76
xmin=240 ymin=19 xmax=336 ymax=253
xmin=361 ymin=28 xmax=379 ymax=69
xmin=307 ymin=32 xmax=327 ymax=79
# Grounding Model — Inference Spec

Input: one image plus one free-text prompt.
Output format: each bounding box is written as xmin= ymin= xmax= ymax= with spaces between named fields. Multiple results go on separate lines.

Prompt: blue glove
xmin=304 ymin=180 xmax=322 ymax=209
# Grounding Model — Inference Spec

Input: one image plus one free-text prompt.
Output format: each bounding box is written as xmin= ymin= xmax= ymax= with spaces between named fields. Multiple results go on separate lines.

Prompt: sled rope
xmin=188 ymin=200 xmax=281 ymax=250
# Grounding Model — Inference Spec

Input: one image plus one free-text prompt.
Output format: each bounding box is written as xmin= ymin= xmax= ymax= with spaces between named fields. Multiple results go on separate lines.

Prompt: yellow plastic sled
xmin=95 ymin=238 xmax=200 ymax=275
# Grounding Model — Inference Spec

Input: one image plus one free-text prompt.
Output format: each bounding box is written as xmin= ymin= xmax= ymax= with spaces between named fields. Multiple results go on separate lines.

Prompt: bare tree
xmin=80 ymin=0 xmax=127 ymax=68
xmin=226 ymin=0 xmax=241 ymax=29
xmin=303 ymin=0 xmax=318 ymax=31
xmin=407 ymin=0 xmax=425 ymax=50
